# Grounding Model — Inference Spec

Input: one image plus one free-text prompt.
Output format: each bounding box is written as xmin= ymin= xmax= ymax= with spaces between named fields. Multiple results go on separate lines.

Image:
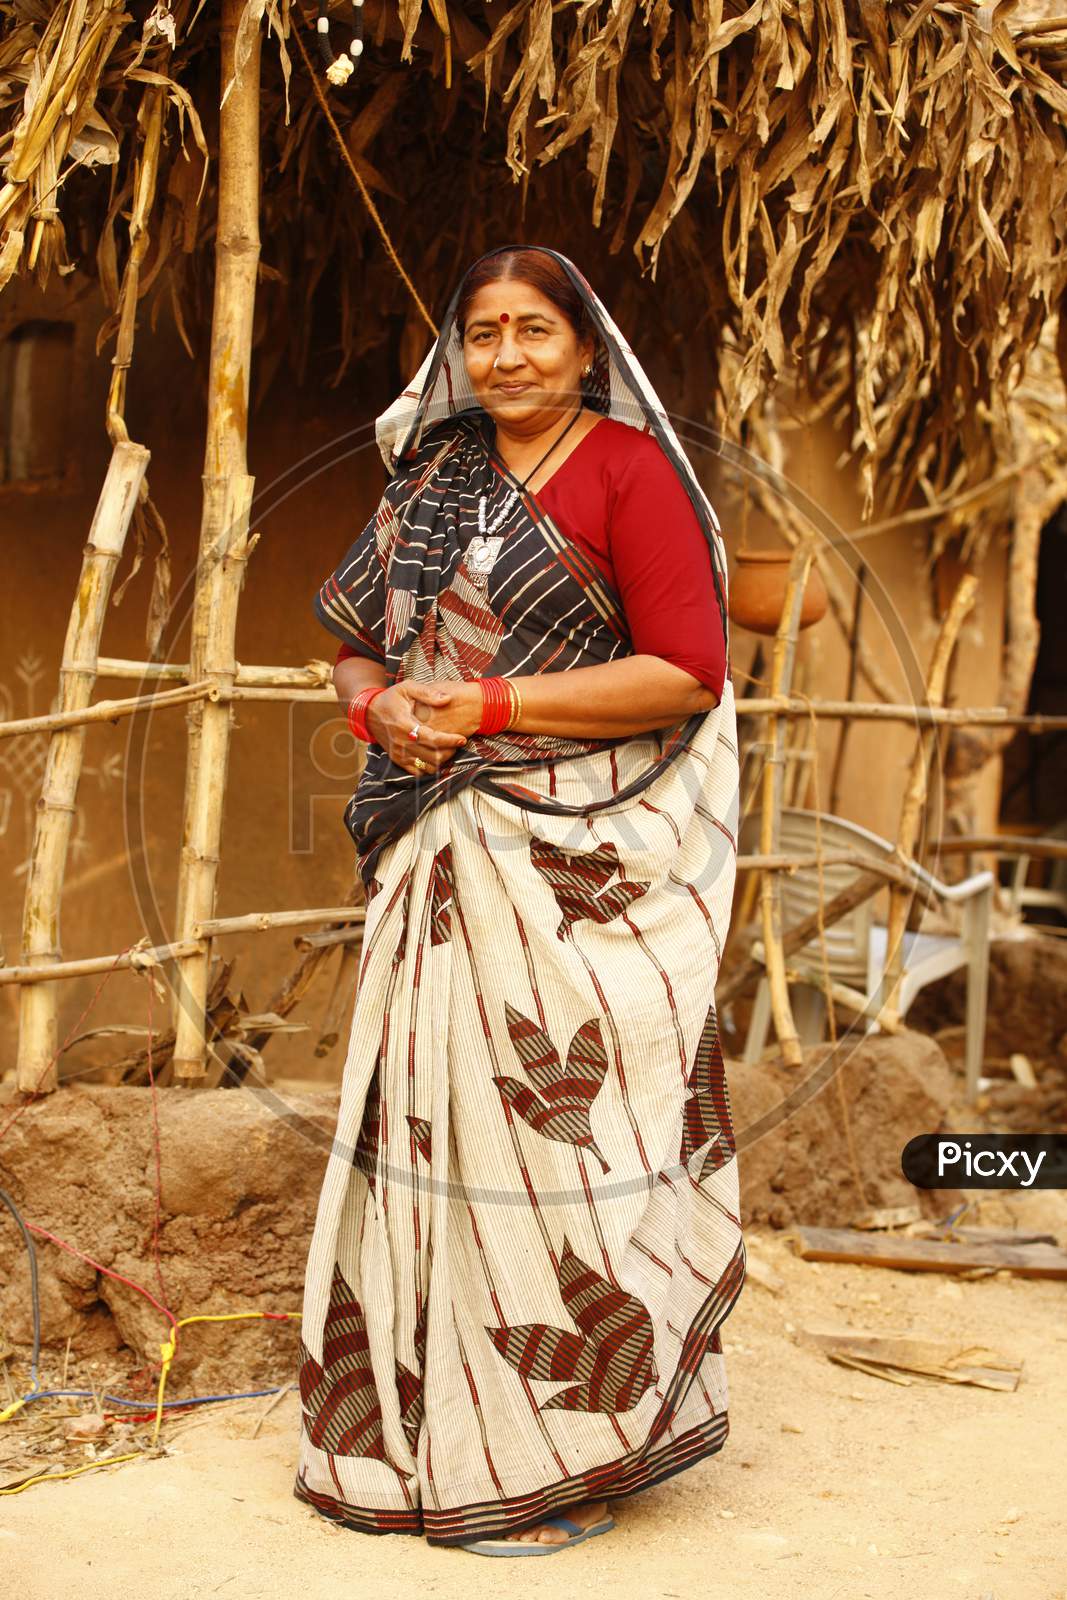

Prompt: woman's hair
xmin=454 ymin=248 xmax=595 ymax=347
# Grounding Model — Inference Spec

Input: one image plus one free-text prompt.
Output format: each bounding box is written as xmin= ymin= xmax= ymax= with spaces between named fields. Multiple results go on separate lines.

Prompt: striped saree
xmin=294 ymin=247 xmax=744 ymax=1544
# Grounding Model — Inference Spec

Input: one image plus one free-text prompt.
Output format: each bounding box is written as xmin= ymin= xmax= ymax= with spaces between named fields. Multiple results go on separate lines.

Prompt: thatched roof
xmin=2 ymin=0 xmax=1067 ymax=550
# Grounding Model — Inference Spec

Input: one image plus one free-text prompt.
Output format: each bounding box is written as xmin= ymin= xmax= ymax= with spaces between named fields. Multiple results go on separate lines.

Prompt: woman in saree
xmin=294 ymin=244 xmax=744 ymax=1555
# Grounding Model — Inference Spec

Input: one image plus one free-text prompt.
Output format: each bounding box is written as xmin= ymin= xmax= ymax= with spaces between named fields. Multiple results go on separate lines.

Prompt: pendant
xmin=466 ymin=535 xmax=503 ymax=586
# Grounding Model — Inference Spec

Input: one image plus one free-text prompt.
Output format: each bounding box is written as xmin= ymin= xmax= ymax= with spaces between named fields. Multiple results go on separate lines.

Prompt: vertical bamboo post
xmin=171 ymin=0 xmax=261 ymax=1083
xmin=16 ymin=441 xmax=151 ymax=1092
xmin=879 ymin=574 xmax=978 ymax=1024
xmin=828 ymin=562 xmax=867 ymax=816
xmin=759 ymin=539 xmax=815 ymax=1068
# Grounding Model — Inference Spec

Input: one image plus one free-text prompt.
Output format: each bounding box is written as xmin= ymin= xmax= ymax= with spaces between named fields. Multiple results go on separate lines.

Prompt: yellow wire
xmin=0 ymin=1308 xmax=302 ymax=1493
xmin=151 ymin=1311 xmax=302 ymax=1444
xmin=0 ymin=1453 xmax=145 ymax=1495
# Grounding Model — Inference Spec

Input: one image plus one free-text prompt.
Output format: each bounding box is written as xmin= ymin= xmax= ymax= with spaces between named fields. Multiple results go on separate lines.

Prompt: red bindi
xmin=499 ymin=312 xmax=510 ymax=323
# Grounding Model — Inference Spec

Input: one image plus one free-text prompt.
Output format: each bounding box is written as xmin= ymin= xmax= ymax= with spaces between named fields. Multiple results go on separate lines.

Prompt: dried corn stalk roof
xmin=1 ymin=0 xmax=1066 ymax=546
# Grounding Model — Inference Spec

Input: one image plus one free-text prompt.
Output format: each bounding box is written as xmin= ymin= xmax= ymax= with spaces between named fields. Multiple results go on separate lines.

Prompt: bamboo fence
xmin=3 ymin=660 xmax=1064 ymax=1083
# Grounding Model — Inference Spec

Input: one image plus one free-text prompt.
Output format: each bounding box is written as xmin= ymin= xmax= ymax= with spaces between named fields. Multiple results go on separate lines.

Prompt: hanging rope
xmin=292 ymin=12 xmax=438 ymax=339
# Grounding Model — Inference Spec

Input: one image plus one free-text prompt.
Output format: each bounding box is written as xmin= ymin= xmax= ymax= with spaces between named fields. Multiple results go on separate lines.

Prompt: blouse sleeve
xmin=312 ymin=500 xmax=389 ymax=666
xmin=606 ymin=440 xmax=727 ymax=699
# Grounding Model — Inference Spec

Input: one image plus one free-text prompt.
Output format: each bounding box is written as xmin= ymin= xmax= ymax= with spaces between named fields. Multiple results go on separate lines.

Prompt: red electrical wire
xmin=2 ymin=943 xmax=300 ymax=1424
xmin=23 ymin=1222 xmax=178 ymax=1339
xmin=140 ymin=973 xmax=173 ymax=1316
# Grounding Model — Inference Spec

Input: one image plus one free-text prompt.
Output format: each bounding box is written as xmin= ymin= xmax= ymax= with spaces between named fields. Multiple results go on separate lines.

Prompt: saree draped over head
xmin=295 ymin=246 xmax=744 ymax=1545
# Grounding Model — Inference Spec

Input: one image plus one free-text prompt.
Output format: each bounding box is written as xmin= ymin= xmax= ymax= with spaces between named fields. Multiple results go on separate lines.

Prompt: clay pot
xmin=727 ymin=548 xmax=828 ymax=636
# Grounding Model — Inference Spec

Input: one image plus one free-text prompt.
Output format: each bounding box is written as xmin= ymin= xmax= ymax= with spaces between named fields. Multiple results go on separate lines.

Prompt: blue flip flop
xmin=460 ymin=1511 xmax=616 ymax=1556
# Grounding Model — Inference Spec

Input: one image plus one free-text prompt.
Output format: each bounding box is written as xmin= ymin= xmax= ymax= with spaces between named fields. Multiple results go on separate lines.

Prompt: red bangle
xmin=347 ymin=686 xmax=385 ymax=743
xmin=477 ymin=675 xmax=514 ymax=736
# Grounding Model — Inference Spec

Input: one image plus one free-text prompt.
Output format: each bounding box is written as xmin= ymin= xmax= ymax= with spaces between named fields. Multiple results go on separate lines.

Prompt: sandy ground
xmin=3 ymin=1192 xmax=1065 ymax=1600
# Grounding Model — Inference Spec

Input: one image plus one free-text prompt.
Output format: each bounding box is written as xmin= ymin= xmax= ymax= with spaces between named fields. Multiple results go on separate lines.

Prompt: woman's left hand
xmin=409 ymin=680 xmax=484 ymax=741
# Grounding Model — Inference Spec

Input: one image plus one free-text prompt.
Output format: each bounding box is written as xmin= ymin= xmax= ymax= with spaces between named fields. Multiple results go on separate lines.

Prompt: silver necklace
xmin=468 ymin=408 xmax=583 ymax=586
xmin=466 ymin=489 xmax=517 ymax=580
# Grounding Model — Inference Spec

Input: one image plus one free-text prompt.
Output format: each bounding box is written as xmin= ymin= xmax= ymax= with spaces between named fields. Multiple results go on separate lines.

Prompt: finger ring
xmin=409 ymin=723 xmax=420 ymax=741
xmin=413 ymin=756 xmax=428 ymax=773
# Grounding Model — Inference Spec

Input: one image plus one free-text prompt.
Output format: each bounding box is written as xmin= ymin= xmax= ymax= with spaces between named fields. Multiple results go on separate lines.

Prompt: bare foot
xmin=504 ymin=1499 xmax=610 ymax=1546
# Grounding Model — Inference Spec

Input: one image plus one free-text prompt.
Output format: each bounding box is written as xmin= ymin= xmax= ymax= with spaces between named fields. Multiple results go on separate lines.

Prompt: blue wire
xmin=0 ymin=1186 xmax=41 ymax=1397
xmin=16 ymin=1386 xmax=288 ymax=1409
xmin=2 ymin=1184 xmax=295 ymax=1421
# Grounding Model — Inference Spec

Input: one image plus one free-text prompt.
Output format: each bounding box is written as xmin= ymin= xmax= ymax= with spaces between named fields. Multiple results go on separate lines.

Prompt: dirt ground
xmin=3 ymin=1185 xmax=1065 ymax=1600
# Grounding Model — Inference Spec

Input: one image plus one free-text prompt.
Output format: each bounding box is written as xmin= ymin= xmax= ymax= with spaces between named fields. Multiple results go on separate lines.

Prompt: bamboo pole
xmin=758 ymin=539 xmax=816 ymax=1068
xmin=733 ymin=700 xmax=1067 ymax=729
xmin=195 ymin=907 xmax=365 ymax=937
xmin=925 ymin=834 xmax=1067 ymax=861
xmin=828 ymin=563 xmax=866 ymax=815
xmin=225 ymin=685 xmax=335 ymax=703
xmin=737 ymin=853 xmax=941 ymax=899
xmin=88 ymin=657 xmax=1067 ymax=730
xmin=97 ymin=657 xmax=334 ymax=687
xmin=171 ymin=0 xmax=262 ymax=1085
xmin=780 ymin=967 xmax=903 ymax=1037
xmin=297 ymin=927 xmax=367 ymax=950
xmin=0 ymin=909 xmax=366 ymax=988
xmin=3 ymin=942 xmax=200 ymax=988
xmin=718 ymin=870 xmax=885 ymax=1007
xmin=0 ymin=681 xmax=217 ymax=742
xmin=8 ymin=685 xmax=1067 ymax=734
xmin=880 ymin=575 xmax=978 ymax=1025
xmin=15 ymin=441 xmax=150 ymax=1092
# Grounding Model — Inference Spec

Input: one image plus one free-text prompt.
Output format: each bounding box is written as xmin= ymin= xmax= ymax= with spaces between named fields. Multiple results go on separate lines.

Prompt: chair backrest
xmin=739 ymin=806 xmax=896 ymax=986
xmin=1010 ymin=818 xmax=1067 ymax=910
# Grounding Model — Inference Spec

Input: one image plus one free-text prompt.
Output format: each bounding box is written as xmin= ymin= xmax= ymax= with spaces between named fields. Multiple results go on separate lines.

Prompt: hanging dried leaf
xmin=0 ymin=0 xmax=1063 ymax=574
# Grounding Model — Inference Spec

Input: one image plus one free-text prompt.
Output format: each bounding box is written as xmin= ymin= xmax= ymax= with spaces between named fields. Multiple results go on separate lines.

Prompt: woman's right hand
xmin=366 ymin=681 xmax=467 ymax=775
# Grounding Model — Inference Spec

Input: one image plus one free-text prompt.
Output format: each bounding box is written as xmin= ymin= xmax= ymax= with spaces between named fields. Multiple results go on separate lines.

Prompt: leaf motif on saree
xmin=298 ymin=1263 xmax=387 ymax=1460
xmin=406 ymin=1114 xmax=432 ymax=1164
xmin=530 ymin=837 xmax=650 ymax=939
xmin=495 ymin=1004 xmax=611 ymax=1173
xmin=680 ymin=1005 xmax=737 ymax=1183
xmin=353 ymin=1067 xmax=381 ymax=1196
xmin=434 ymin=573 xmax=505 ymax=677
xmin=486 ymin=1238 xmax=657 ymax=1415
xmin=394 ymin=1300 xmax=429 ymax=1451
xmin=428 ymin=844 xmax=453 ymax=946
xmin=374 ymin=497 xmax=400 ymax=567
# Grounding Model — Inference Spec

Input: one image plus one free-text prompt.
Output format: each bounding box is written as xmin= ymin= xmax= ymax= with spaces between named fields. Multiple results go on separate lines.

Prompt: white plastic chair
xmin=740 ymin=808 xmax=994 ymax=1100
xmin=1006 ymin=818 xmax=1067 ymax=922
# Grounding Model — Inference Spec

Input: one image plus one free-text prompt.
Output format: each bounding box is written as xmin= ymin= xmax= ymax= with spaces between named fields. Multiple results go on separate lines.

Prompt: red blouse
xmin=335 ymin=415 xmax=727 ymax=697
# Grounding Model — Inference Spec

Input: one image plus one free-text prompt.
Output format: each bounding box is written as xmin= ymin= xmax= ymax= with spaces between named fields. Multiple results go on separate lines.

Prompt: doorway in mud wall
xmin=998 ymin=501 xmax=1067 ymax=924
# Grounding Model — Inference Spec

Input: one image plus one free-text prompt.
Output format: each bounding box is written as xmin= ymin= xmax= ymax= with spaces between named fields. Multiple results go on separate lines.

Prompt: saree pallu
xmin=293 ymin=680 xmax=744 ymax=1543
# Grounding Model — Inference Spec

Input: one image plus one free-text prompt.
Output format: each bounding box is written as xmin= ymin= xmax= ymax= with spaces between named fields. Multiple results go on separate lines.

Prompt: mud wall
xmin=0 ymin=1035 xmax=957 ymax=1391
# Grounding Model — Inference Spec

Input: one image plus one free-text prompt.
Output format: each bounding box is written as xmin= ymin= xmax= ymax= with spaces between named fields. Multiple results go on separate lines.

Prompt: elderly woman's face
xmin=461 ymin=279 xmax=593 ymax=430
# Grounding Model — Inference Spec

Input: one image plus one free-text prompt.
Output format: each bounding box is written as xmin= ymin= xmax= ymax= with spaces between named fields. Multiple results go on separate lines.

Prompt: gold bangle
xmin=506 ymin=678 xmax=522 ymax=729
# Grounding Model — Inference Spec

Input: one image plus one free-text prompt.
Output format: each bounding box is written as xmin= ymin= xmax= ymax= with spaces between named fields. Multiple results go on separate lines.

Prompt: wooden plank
xmin=851 ymin=1204 xmax=922 ymax=1230
xmin=788 ymin=1226 xmax=1067 ymax=1279
xmin=799 ymin=1328 xmax=1022 ymax=1391
xmin=909 ymin=1225 xmax=1059 ymax=1248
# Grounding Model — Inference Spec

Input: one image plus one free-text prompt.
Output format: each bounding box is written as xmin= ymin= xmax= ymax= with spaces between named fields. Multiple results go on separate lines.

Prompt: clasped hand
xmin=365 ymin=680 xmax=484 ymax=775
